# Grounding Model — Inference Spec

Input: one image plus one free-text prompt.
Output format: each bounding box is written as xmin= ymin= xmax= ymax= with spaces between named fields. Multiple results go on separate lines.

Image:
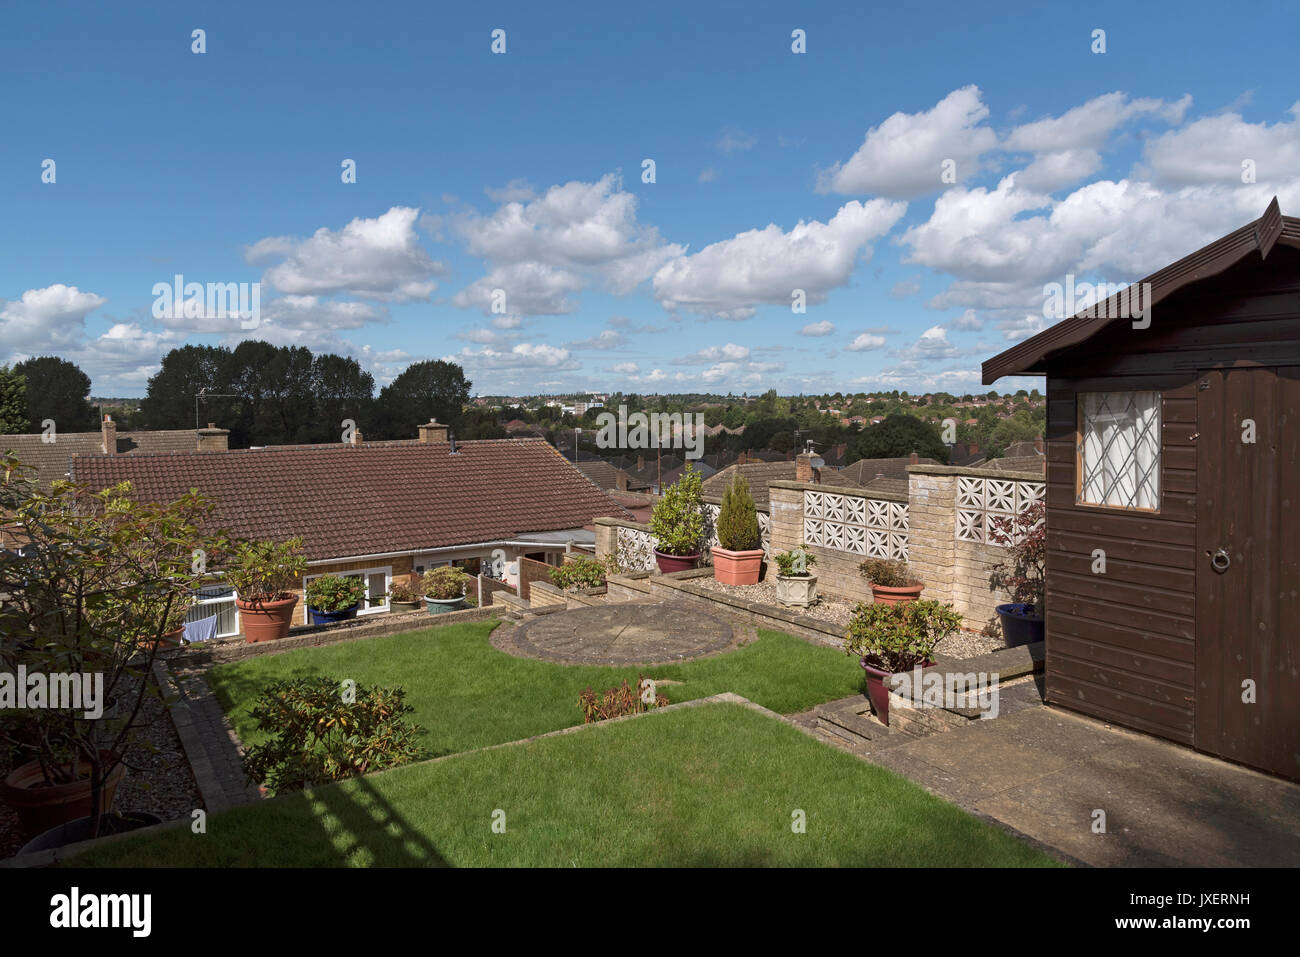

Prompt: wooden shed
xmin=983 ymin=198 xmax=1299 ymax=781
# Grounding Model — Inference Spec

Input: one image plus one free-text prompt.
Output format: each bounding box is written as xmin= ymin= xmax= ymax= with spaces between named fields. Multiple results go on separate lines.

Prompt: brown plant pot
xmin=870 ymin=583 xmax=924 ymax=606
xmin=236 ymin=595 xmax=298 ymax=643
xmin=653 ymin=550 xmax=700 ymax=574
xmin=389 ymin=600 xmax=422 ymax=613
xmin=861 ymin=660 xmax=936 ymax=726
xmin=138 ymin=626 xmax=184 ymax=652
xmin=711 ymin=546 xmax=764 ymax=585
xmin=0 ymin=751 xmax=126 ymax=838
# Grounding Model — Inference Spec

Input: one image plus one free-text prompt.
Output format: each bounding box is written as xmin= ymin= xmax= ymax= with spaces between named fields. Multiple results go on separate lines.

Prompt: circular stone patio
xmin=504 ymin=603 xmax=735 ymax=665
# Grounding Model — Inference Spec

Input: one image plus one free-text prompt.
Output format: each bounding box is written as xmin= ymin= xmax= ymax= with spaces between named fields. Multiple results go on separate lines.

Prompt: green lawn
xmin=208 ymin=619 xmax=867 ymax=760
xmin=71 ymin=701 xmax=1059 ymax=867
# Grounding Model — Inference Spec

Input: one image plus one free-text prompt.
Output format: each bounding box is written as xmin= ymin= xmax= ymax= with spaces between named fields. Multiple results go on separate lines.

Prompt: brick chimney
xmin=417 ymin=420 xmax=448 ymax=443
xmin=350 ymin=427 xmax=364 ymax=447
xmin=100 ymin=414 xmax=117 ymax=454
xmin=636 ymin=454 xmax=645 ymax=471
xmin=197 ymin=423 xmax=229 ymax=451
xmin=909 ymin=450 xmax=919 ymax=465
xmin=1033 ymin=436 xmax=1044 ymax=454
xmin=796 ymin=452 xmax=815 ymax=483
xmin=616 ymin=470 xmax=629 ymax=492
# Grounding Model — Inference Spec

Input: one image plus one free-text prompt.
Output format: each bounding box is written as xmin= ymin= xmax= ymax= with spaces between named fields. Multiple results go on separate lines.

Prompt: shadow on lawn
xmin=297 ymin=768 xmax=452 ymax=868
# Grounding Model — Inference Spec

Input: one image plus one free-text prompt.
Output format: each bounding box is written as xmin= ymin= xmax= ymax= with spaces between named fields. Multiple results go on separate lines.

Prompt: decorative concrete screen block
xmin=616 ymin=525 xmax=657 ymax=571
xmin=955 ymin=477 xmax=1046 ymax=547
xmin=803 ymin=490 xmax=906 ymax=560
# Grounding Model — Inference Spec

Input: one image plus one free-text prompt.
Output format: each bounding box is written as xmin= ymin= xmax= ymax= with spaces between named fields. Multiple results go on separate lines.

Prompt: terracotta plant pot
xmin=870 ymin=583 xmax=924 ymax=606
xmin=774 ymin=574 xmax=818 ymax=608
xmin=236 ymin=595 xmax=298 ymax=643
xmin=711 ymin=546 xmax=764 ymax=585
xmin=653 ymin=550 xmax=700 ymax=574
xmin=307 ymin=604 xmax=359 ymax=626
xmin=996 ymin=602 xmax=1045 ymax=647
xmin=861 ymin=660 xmax=936 ymax=726
xmin=0 ymin=751 xmax=126 ymax=838
xmin=137 ymin=626 xmax=184 ymax=652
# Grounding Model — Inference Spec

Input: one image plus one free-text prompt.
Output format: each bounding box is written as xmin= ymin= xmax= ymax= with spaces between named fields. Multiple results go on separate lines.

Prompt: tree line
xmin=0 ymin=346 xmax=488 ymax=448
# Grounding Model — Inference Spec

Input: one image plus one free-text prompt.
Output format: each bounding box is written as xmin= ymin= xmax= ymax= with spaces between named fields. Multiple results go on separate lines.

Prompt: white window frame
xmin=187 ymin=583 xmax=241 ymax=639
xmin=302 ymin=566 xmax=392 ymax=623
xmin=1077 ymin=390 xmax=1161 ymax=511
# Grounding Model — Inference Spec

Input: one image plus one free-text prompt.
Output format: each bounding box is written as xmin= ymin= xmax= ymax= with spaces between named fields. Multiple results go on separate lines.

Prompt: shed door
xmin=1195 ymin=367 xmax=1300 ymax=780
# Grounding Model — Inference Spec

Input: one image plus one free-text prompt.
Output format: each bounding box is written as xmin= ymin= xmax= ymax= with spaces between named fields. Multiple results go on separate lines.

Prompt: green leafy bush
xmin=773 ymin=546 xmax=816 ymax=577
xmin=305 ymin=574 xmax=367 ymax=613
xmin=844 ymin=599 xmax=962 ymax=672
xmin=550 ymin=556 xmax=607 ymax=591
xmin=859 ymin=558 xmax=921 ymax=587
xmin=241 ymin=677 xmax=426 ymax=793
xmin=387 ymin=580 xmax=420 ymax=603
xmin=715 ymin=473 xmax=761 ymax=551
xmin=649 ymin=464 xmax=705 ymax=556
xmin=578 ymin=676 xmax=668 ymax=724
xmin=422 ymin=566 xmax=470 ymax=600
xmin=226 ymin=538 xmax=307 ymax=602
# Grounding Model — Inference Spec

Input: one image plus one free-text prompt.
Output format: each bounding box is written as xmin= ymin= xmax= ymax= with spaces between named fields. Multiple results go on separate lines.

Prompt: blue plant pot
xmin=995 ymin=602 xmax=1044 ymax=647
xmin=308 ymin=604 xmax=359 ymax=625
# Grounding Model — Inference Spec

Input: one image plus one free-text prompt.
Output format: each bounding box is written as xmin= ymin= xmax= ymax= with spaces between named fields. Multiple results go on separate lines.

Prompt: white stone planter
xmin=774 ymin=574 xmax=818 ymax=608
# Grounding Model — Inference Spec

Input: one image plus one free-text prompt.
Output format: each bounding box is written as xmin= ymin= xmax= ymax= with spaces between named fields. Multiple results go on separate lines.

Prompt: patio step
xmin=811 ymin=697 xmax=912 ymax=753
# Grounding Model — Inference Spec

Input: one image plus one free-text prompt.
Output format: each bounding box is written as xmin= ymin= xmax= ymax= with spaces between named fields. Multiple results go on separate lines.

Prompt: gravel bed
xmin=0 ymin=672 xmax=204 ymax=859
xmin=690 ymin=577 xmax=1004 ymax=660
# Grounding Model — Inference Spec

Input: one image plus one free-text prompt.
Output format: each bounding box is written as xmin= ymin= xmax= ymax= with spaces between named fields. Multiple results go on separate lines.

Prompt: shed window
xmin=1079 ymin=391 xmax=1160 ymax=509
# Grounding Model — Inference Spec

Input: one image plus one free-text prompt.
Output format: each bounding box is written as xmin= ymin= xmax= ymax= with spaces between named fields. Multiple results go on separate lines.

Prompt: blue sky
xmin=2 ymin=0 xmax=1298 ymax=397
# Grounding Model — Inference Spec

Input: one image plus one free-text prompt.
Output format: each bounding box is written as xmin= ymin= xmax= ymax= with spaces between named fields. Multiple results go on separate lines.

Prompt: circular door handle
xmin=1211 ymin=548 xmax=1230 ymax=573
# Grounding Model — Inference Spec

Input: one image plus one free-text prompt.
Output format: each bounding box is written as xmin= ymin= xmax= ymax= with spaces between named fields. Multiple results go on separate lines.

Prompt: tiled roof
xmin=836 ymin=456 xmax=939 ymax=487
xmin=704 ymin=462 xmax=858 ymax=508
xmin=3 ymin=429 xmax=198 ymax=490
xmin=576 ymin=460 xmax=621 ymax=489
xmin=979 ymin=455 xmax=1045 ymax=473
xmin=70 ymin=439 xmax=630 ymax=562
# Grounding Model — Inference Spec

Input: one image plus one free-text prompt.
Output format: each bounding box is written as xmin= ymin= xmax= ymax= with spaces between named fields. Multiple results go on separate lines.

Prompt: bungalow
xmin=983 ymin=198 xmax=1299 ymax=781
xmin=70 ymin=421 xmax=628 ymax=639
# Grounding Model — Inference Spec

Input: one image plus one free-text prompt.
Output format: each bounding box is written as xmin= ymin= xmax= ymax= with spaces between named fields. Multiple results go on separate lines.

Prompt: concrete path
xmin=864 ymin=703 xmax=1300 ymax=867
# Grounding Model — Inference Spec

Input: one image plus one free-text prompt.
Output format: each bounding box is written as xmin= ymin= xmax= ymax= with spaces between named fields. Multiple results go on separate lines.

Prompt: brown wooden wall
xmin=1042 ymin=246 xmax=1300 ymax=745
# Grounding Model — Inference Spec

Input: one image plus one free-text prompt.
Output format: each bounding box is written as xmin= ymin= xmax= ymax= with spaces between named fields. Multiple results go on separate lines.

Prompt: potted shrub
xmin=649 ymin=464 xmax=705 ymax=573
xmin=387 ymin=580 xmax=422 ymax=612
xmin=711 ymin=474 xmax=764 ymax=585
xmin=844 ymin=599 xmax=962 ymax=725
xmin=423 ymin=566 xmax=470 ymax=614
xmin=227 ymin=538 xmax=307 ymax=643
xmin=304 ymin=574 xmax=367 ymax=625
xmin=860 ymin=558 xmax=925 ymax=605
xmin=989 ymin=500 xmax=1046 ymax=647
xmin=773 ymin=546 xmax=818 ymax=607
xmin=0 ymin=460 xmax=220 ymax=843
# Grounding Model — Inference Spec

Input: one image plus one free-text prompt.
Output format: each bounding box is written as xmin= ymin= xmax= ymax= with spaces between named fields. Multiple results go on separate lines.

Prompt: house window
xmin=302 ymin=566 xmax=391 ymax=623
xmin=186 ymin=584 xmax=240 ymax=638
xmin=1078 ymin=391 xmax=1160 ymax=510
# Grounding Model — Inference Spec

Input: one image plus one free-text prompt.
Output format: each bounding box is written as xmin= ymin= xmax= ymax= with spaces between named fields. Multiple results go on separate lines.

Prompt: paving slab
xmin=867 ymin=704 xmax=1300 ymax=867
xmin=505 ymin=602 xmax=736 ymax=665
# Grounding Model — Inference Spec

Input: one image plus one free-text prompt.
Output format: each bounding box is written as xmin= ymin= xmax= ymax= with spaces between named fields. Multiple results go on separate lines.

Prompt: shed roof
xmin=983 ymin=197 xmax=1300 ymax=383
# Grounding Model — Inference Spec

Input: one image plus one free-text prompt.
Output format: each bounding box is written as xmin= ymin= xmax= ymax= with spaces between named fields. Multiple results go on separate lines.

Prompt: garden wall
xmin=595 ymin=464 xmax=1043 ymax=629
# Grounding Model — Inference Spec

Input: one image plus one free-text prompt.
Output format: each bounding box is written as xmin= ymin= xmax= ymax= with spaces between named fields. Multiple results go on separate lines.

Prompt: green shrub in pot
xmin=845 ymin=599 xmax=963 ymax=725
xmin=550 ymin=556 xmax=607 ymax=592
xmin=422 ymin=566 xmax=470 ymax=600
xmin=304 ymin=574 xmax=367 ymax=614
xmin=649 ymin=464 xmax=705 ymax=571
